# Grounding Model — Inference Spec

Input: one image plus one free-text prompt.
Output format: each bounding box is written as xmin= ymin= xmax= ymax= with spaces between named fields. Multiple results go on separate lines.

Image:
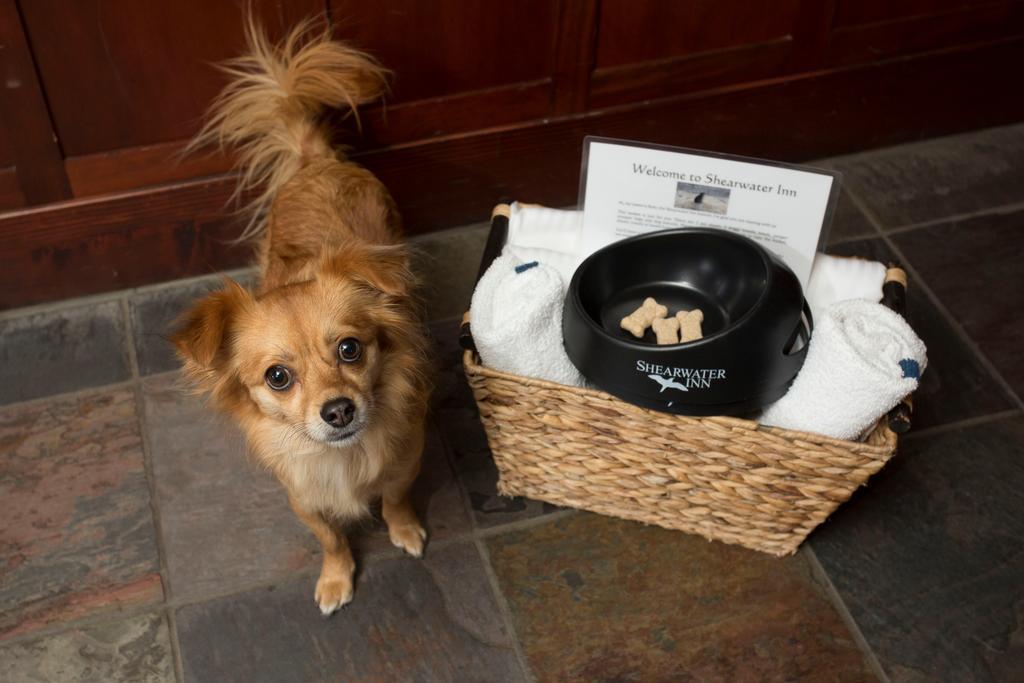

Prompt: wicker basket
xmin=461 ymin=204 xmax=908 ymax=557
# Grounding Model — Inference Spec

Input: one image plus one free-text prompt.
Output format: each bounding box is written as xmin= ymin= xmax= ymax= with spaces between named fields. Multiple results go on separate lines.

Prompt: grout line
xmin=900 ymin=409 xmax=1023 ymax=442
xmin=475 ymin=508 xmax=578 ymax=539
xmin=473 ymin=537 xmax=537 ymax=683
xmin=142 ymin=369 xmax=183 ymax=383
xmin=803 ymin=547 xmax=891 ymax=683
xmin=164 ymin=608 xmax=186 ymax=683
xmin=0 ymin=369 xmax=183 ymax=414
xmin=843 ymin=184 xmax=1024 ymax=412
xmin=130 ymin=377 xmax=184 ymax=682
xmin=842 ymin=185 xmax=887 ymax=237
xmin=820 ymin=121 xmax=1024 ymax=176
xmin=0 ymin=378 xmax=138 ymax=412
xmin=132 ymin=266 xmax=257 ymax=294
xmin=0 ymin=602 xmax=171 ymax=649
xmin=826 ymin=231 xmax=882 ymax=249
xmin=0 ymin=288 xmax=128 ymax=323
xmin=430 ymin=411 xmax=483 ymax=535
xmin=875 ymin=198 xmax=1024 ymax=237
xmin=120 ymin=297 xmax=141 ymax=381
xmin=431 ymin=405 xmax=497 ymax=540
xmin=0 ymin=267 xmax=256 ymax=324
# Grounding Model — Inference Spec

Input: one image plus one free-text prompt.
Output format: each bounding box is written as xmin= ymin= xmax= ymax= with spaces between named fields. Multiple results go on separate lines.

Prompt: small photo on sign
xmin=674 ymin=181 xmax=730 ymax=215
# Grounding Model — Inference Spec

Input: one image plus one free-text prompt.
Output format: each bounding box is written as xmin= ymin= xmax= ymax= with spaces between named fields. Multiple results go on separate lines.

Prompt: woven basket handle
xmin=882 ymin=264 xmax=913 ymax=434
xmin=460 ymin=203 xmax=514 ymax=353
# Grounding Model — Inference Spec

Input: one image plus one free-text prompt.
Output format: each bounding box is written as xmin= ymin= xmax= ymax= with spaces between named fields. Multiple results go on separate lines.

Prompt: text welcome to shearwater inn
xmin=632 ymin=163 xmax=798 ymax=197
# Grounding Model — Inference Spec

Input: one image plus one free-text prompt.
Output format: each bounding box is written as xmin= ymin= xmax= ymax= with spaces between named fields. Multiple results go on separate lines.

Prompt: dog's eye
xmin=338 ymin=337 xmax=362 ymax=363
xmin=265 ymin=365 xmax=293 ymax=390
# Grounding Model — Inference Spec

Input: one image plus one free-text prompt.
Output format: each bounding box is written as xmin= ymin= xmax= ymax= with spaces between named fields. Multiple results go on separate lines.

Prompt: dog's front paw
xmin=389 ymin=523 xmax=427 ymax=558
xmin=315 ymin=574 xmax=353 ymax=616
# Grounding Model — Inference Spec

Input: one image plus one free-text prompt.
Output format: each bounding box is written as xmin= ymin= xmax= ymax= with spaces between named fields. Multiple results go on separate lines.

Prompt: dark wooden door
xmin=16 ymin=0 xmax=322 ymax=197
xmin=1 ymin=0 xmax=1023 ymax=308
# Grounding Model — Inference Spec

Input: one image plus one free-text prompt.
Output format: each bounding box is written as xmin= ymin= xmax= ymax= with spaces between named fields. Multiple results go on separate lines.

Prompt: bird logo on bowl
xmin=647 ymin=374 xmax=688 ymax=392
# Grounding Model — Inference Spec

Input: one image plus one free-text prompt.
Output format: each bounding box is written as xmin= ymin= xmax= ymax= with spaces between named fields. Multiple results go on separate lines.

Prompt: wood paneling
xmin=0 ymin=119 xmax=24 ymax=209
xmin=0 ymin=168 xmax=25 ymax=210
xmin=338 ymin=80 xmax=554 ymax=150
xmin=834 ymin=0 xmax=971 ymax=28
xmin=594 ymin=0 xmax=802 ymax=67
xmin=0 ymin=0 xmax=70 ymax=205
xmin=328 ymin=0 xmax=559 ymax=103
xmin=2 ymin=0 xmax=1024 ymax=308
xmin=65 ymin=141 xmax=232 ymax=198
xmin=550 ymin=0 xmax=600 ymax=115
xmin=0 ymin=178 xmax=249 ymax=308
xmin=18 ymin=0 xmax=324 ymax=157
xmin=4 ymin=37 xmax=1023 ymax=309
xmin=589 ymin=39 xmax=793 ymax=109
xmin=590 ymin=0 xmax=803 ymax=108
xmin=828 ymin=2 xmax=1024 ymax=66
xmin=324 ymin=0 xmax=563 ymax=147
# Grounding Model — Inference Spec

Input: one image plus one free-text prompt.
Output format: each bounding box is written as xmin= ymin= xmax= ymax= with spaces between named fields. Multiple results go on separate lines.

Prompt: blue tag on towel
xmin=514 ymin=261 xmax=539 ymax=274
xmin=899 ymin=358 xmax=920 ymax=379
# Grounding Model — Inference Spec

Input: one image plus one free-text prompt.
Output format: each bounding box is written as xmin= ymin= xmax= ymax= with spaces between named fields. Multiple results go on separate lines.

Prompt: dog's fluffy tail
xmin=191 ymin=17 xmax=388 ymax=240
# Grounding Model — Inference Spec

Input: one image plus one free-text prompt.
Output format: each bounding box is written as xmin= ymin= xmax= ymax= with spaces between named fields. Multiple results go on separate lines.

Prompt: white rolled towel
xmin=502 ymin=243 xmax=580 ymax=291
xmin=507 ymin=203 xmax=583 ymax=254
xmin=469 ymin=254 xmax=585 ymax=387
xmin=759 ymin=299 xmax=926 ymax=440
xmin=806 ymin=253 xmax=886 ymax=325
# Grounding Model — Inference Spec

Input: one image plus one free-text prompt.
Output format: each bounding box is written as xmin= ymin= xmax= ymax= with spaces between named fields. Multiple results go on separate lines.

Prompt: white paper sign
xmin=579 ymin=138 xmax=839 ymax=288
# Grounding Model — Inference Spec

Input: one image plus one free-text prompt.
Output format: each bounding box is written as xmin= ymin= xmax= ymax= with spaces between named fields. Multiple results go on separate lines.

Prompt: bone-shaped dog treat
xmin=651 ymin=316 xmax=680 ymax=345
xmin=620 ymin=297 xmax=668 ymax=338
xmin=676 ymin=309 xmax=704 ymax=342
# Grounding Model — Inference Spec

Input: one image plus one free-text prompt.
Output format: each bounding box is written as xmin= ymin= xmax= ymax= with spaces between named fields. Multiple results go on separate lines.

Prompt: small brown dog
xmin=171 ymin=19 xmax=430 ymax=615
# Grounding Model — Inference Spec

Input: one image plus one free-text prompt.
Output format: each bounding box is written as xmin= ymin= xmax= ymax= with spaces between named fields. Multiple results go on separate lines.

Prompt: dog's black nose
xmin=320 ymin=398 xmax=356 ymax=428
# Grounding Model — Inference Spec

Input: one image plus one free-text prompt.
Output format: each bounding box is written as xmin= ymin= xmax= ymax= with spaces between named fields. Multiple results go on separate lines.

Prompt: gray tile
xmin=0 ymin=388 xmax=162 ymax=639
xmin=811 ymin=416 xmax=1024 ymax=681
xmin=0 ymin=300 xmax=129 ymax=405
xmin=411 ymin=222 xmax=489 ymax=321
xmin=489 ymin=513 xmax=873 ymax=682
xmin=827 ymin=189 xmax=877 ymax=245
xmin=143 ymin=374 xmax=471 ymax=602
xmin=130 ymin=271 xmax=255 ymax=376
xmin=891 ymin=210 xmax=1024 ymax=401
xmin=141 ymin=375 xmax=319 ymax=602
xmin=175 ymin=542 xmax=525 ymax=683
xmin=832 ymin=123 xmax=1024 ymax=228
xmin=0 ymin=612 xmax=174 ymax=682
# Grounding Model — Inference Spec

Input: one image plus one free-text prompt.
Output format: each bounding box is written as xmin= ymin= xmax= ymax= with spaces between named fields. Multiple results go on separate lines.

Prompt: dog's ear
xmin=318 ymin=241 xmax=415 ymax=297
xmin=170 ymin=280 xmax=253 ymax=383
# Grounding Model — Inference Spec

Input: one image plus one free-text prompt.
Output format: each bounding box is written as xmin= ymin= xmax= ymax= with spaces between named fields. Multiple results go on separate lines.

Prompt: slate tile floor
xmin=1 ymin=123 xmax=1023 ymax=681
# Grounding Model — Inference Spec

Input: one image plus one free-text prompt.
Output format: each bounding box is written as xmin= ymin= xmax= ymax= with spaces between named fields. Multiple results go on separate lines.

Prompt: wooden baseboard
xmin=3 ymin=37 xmax=1024 ymax=310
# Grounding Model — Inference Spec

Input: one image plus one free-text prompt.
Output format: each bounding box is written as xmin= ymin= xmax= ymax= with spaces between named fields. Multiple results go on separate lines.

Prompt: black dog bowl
xmin=563 ymin=228 xmax=810 ymax=416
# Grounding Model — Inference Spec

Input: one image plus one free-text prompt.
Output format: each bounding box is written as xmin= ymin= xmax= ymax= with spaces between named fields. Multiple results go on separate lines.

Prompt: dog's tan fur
xmin=171 ymin=19 xmax=430 ymax=614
